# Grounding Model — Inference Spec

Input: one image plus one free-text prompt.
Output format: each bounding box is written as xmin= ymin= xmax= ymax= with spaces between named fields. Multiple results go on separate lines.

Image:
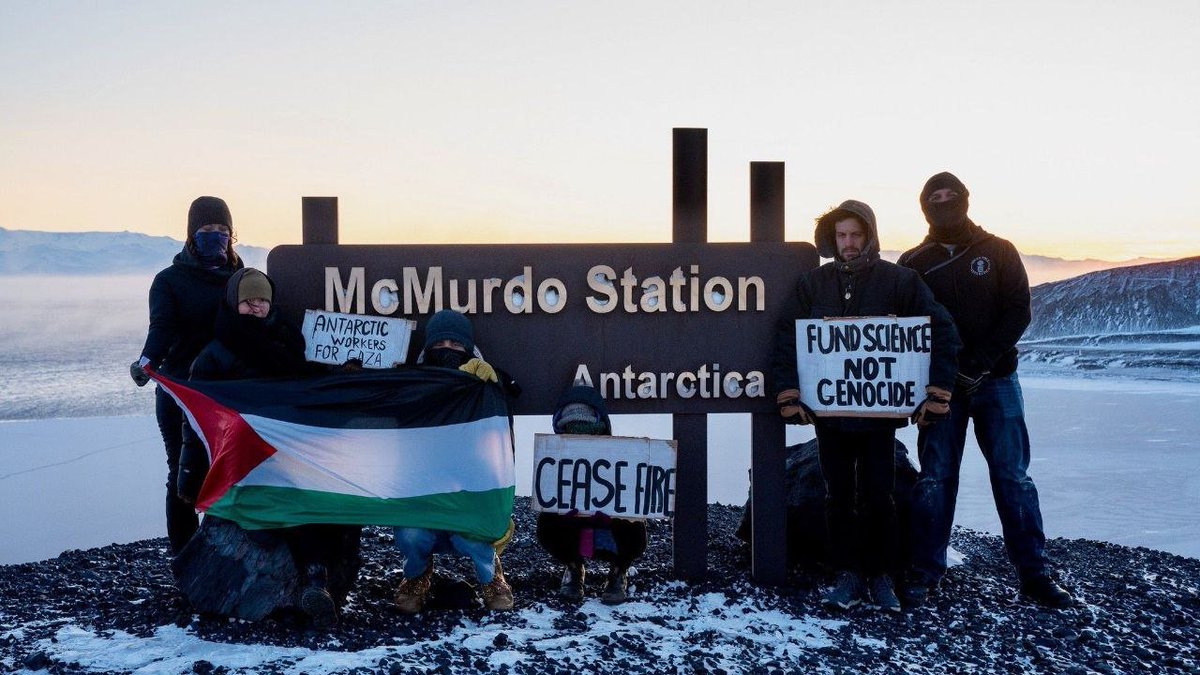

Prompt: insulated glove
xmin=954 ymin=370 xmax=990 ymax=397
xmin=129 ymin=360 xmax=150 ymax=387
xmin=460 ymin=357 xmax=498 ymax=383
xmin=776 ymin=389 xmax=815 ymax=426
xmin=912 ymin=386 xmax=952 ymax=427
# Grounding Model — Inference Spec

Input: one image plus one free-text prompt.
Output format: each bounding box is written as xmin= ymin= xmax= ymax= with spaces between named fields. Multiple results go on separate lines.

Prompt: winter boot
xmin=482 ymin=558 xmax=514 ymax=611
xmin=300 ymin=563 xmax=338 ymax=628
xmin=559 ymin=562 xmax=585 ymax=602
xmin=822 ymin=571 xmax=865 ymax=610
xmin=394 ymin=565 xmax=434 ymax=614
xmin=1020 ymin=575 xmax=1074 ymax=609
xmin=600 ymin=565 xmax=629 ymax=605
xmin=868 ymin=575 xmax=902 ymax=614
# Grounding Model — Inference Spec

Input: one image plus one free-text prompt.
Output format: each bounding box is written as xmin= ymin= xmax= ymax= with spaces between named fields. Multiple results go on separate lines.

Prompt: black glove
xmin=954 ymin=370 xmax=989 ymax=397
xmin=177 ymin=465 xmax=205 ymax=505
xmin=777 ymin=394 xmax=815 ymax=426
xmin=130 ymin=361 xmax=151 ymax=387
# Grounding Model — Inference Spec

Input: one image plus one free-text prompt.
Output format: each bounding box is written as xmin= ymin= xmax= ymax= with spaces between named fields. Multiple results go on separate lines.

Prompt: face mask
xmin=194 ymin=231 xmax=230 ymax=265
xmin=559 ymin=420 xmax=608 ymax=435
xmin=427 ymin=347 xmax=468 ymax=369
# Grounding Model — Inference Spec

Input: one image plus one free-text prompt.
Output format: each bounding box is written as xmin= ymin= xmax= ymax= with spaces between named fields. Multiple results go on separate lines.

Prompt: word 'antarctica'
xmin=325 ymin=265 xmax=765 ymax=315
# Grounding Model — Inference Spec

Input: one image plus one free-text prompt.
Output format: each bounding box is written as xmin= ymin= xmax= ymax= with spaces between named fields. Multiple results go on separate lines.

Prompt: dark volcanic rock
xmin=1 ymin=498 xmax=1198 ymax=674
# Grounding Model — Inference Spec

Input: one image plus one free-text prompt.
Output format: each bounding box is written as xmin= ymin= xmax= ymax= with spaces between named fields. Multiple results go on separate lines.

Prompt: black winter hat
xmin=422 ymin=309 xmax=475 ymax=354
xmin=920 ymin=172 xmax=969 ymax=203
xmin=187 ymin=196 xmax=233 ymax=239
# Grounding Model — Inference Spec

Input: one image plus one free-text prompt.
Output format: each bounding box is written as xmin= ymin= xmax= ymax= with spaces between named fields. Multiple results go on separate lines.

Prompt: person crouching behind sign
xmin=176 ymin=268 xmax=358 ymax=627
xmin=393 ymin=309 xmax=519 ymax=613
xmin=770 ymin=200 xmax=960 ymax=614
xmin=536 ymin=384 xmax=648 ymax=605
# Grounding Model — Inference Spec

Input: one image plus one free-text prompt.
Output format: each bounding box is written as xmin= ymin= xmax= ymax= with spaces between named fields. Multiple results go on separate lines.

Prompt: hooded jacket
xmin=771 ymin=200 xmax=961 ymax=430
xmin=897 ymin=222 xmax=1029 ymax=379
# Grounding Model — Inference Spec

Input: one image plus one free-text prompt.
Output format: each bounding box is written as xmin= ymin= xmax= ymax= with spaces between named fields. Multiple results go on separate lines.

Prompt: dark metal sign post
xmin=271 ymin=130 xmax=817 ymax=584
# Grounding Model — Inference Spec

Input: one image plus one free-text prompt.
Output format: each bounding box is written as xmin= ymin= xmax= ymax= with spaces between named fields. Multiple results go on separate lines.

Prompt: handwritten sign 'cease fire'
xmin=795 ymin=316 xmax=931 ymax=418
xmin=533 ymin=434 xmax=677 ymax=520
xmin=301 ymin=310 xmax=415 ymax=369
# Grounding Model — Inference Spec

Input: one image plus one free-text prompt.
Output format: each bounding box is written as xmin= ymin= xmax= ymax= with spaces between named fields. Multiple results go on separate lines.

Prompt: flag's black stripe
xmin=162 ymin=367 xmax=511 ymax=430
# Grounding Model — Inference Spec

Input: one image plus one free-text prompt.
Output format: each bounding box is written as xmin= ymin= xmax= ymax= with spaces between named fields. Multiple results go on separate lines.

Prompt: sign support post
xmin=670 ymin=128 xmax=709 ymax=579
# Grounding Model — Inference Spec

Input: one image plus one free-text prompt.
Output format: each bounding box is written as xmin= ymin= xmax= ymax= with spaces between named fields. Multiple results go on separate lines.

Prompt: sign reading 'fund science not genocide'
xmin=795 ymin=316 xmax=932 ymax=418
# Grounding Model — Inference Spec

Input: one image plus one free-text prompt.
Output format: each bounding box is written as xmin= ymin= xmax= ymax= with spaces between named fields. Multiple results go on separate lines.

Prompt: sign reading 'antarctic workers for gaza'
xmin=266 ymin=242 xmax=820 ymax=415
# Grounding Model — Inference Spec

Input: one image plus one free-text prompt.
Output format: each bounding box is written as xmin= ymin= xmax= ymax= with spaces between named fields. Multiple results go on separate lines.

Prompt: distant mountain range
xmin=0 ymin=228 xmax=269 ymax=274
xmin=0 ymin=227 xmax=1164 ymax=286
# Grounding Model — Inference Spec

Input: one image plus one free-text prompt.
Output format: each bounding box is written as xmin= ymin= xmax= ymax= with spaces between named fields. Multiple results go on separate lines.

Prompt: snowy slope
xmin=0 ymin=228 xmax=269 ymax=274
xmin=1026 ymin=256 xmax=1200 ymax=339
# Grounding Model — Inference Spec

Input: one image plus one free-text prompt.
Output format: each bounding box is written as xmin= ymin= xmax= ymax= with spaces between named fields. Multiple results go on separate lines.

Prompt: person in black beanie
xmin=898 ymin=172 xmax=1074 ymax=609
xmin=130 ymin=196 xmax=243 ymax=554
xmin=536 ymin=384 xmax=648 ymax=605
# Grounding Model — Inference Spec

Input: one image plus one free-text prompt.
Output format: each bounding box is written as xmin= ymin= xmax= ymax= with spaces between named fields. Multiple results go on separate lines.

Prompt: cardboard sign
xmin=795 ymin=316 xmax=932 ymax=418
xmin=301 ymin=310 xmax=415 ymax=369
xmin=532 ymin=434 xmax=678 ymax=520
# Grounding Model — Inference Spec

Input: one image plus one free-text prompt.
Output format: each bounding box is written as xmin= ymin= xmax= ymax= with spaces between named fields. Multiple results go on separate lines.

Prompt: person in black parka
xmin=176 ymin=268 xmax=358 ymax=627
xmin=771 ymin=199 xmax=960 ymax=613
xmin=536 ymin=384 xmax=648 ymax=605
xmin=131 ymin=196 xmax=242 ymax=554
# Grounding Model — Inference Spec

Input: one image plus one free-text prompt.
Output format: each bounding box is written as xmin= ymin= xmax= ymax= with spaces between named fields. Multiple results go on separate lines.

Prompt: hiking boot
xmin=600 ymin=565 xmax=629 ymax=605
xmin=394 ymin=565 xmax=434 ymax=614
xmin=559 ymin=563 xmax=585 ymax=602
xmin=900 ymin=580 xmax=932 ymax=609
xmin=1020 ymin=575 xmax=1074 ymax=609
xmin=868 ymin=575 xmax=902 ymax=614
xmin=300 ymin=564 xmax=338 ymax=627
xmin=482 ymin=558 xmax=513 ymax=611
xmin=822 ymin=571 xmax=865 ymax=610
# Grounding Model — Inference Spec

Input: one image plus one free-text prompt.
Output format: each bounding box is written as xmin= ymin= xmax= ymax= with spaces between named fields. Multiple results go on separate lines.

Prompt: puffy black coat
xmin=178 ymin=270 xmax=308 ymax=503
xmin=771 ymin=201 xmax=961 ymax=431
xmin=898 ymin=223 xmax=1029 ymax=378
xmin=140 ymin=248 xmax=243 ymax=378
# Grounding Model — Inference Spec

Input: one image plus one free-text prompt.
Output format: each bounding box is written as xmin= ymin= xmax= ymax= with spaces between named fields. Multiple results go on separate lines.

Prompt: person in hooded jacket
xmin=772 ymin=199 xmax=960 ymax=613
xmin=175 ymin=268 xmax=358 ymax=627
xmin=130 ymin=196 xmax=243 ymax=554
xmin=897 ymin=172 xmax=1074 ymax=609
xmin=392 ymin=309 xmax=520 ymax=614
xmin=536 ymin=384 xmax=648 ymax=605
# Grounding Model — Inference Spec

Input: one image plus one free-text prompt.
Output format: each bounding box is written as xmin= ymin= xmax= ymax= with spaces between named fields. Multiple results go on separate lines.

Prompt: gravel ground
xmin=2 ymin=499 xmax=1199 ymax=674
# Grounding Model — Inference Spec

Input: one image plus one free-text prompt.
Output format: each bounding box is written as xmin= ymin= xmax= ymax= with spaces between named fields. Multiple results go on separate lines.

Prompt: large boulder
xmin=172 ymin=516 xmax=361 ymax=620
xmin=736 ymin=438 xmax=919 ymax=573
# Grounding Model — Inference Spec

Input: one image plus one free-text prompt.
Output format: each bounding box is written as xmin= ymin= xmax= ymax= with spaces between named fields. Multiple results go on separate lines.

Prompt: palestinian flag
xmin=149 ymin=367 xmax=515 ymax=542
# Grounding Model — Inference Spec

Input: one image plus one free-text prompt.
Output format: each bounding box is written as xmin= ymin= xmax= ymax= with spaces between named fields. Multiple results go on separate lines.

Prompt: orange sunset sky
xmin=2 ymin=2 xmax=1197 ymax=260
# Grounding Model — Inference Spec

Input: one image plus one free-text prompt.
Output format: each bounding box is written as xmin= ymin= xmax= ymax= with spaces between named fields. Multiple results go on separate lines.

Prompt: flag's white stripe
xmin=235 ymin=414 xmax=515 ymax=500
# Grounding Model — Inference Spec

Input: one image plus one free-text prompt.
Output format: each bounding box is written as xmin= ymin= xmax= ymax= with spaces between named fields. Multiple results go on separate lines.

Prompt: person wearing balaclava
xmin=130 ymin=196 xmax=243 ymax=554
xmin=393 ymin=309 xmax=519 ymax=614
xmin=772 ymin=199 xmax=961 ymax=614
xmin=898 ymin=173 xmax=1074 ymax=609
xmin=536 ymin=384 xmax=648 ymax=605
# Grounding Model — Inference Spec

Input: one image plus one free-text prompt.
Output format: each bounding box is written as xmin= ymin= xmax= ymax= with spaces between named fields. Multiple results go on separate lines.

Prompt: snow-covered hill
xmin=0 ymin=228 xmax=269 ymax=274
xmin=1026 ymin=257 xmax=1200 ymax=340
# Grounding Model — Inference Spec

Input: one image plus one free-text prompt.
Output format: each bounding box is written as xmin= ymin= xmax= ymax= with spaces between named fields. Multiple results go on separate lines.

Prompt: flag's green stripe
xmin=205 ymin=485 xmax=515 ymax=542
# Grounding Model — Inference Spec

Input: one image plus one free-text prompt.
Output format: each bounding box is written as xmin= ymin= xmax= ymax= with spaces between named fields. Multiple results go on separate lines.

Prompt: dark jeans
xmin=815 ymin=426 xmax=898 ymax=576
xmin=909 ymin=373 xmax=1049 ymax=584
xmin=156 ymin=386 xmax=198 ymax=553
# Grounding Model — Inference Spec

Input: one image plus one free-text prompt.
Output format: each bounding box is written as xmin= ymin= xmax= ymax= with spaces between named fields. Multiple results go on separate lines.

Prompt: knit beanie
xmin=919 ymin=172 xmax=972 ymax=241
xmin=423 ymin=309 xmax=475 ymax=354
xmin=553 ymin=402 xmax=601 ymax=432
xmin=919 ymin=172 xmax=969 ymax=203
xmin=237 ymin=268 xmax=273 ymax=303
xmin=187 ymin=196 xmax=233 ymax=240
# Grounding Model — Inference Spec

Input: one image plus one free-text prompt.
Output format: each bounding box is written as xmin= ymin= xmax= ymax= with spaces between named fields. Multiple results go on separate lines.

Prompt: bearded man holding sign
xmin=771 ymin=200 xmax=960 ymax=613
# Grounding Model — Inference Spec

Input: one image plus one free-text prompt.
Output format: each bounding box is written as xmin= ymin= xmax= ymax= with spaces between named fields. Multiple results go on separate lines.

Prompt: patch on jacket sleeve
xmin=970 ymin=256 xmax=992 ymax=276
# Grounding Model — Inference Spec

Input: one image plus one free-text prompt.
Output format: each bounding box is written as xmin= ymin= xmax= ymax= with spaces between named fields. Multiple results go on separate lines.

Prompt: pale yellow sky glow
xmin=2 ymin=1 xmax=1197 ymax=260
